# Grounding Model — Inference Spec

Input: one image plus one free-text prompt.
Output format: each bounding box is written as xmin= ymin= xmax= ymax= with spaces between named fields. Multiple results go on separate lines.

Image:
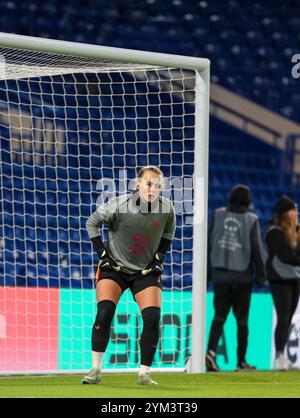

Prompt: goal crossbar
xmin=0 ymin=32 xmax=209 ymax=72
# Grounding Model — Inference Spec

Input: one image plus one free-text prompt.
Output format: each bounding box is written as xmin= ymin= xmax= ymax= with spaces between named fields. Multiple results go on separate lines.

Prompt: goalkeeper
xmin=82 ymin=166 xmax=176 ymax=385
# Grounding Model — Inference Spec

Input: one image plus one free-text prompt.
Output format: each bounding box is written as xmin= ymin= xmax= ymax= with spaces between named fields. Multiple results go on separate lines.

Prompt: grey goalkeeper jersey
xmin=86 ymin=193 xmax=176 ymax=274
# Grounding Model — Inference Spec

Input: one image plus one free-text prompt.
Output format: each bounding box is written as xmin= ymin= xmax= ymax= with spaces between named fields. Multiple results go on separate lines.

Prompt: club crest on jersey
xmin=129 ymin=232 xmax=151 ymax=256
xmin=152 ymin=220 xmax=161 ymax=228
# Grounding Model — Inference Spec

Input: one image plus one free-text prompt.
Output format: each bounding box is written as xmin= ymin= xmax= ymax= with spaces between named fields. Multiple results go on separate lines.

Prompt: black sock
xmin=140 ymin=307 xmax=161 ymax=367
xmin=92 ymin=300 xmax=116 ymax=352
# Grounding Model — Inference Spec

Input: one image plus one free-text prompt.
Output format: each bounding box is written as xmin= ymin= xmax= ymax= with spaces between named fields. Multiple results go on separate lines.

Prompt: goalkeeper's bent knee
xmin=92 ymin=300 xmax=116 ymax=352
xmin=142 ymin=306 xmax=161 ymax=328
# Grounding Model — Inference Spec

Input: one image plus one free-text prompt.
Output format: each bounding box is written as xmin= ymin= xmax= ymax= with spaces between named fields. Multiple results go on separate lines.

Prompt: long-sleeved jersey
xmin=86 ymin=192 xmax=176 ymax=274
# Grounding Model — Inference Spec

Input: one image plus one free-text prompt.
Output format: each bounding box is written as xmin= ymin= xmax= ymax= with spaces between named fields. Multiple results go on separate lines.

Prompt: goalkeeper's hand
xmin=142 ymin=252 xmax=164 ymax=276
xmin=98 ymin=248 xmax=121 ymax=272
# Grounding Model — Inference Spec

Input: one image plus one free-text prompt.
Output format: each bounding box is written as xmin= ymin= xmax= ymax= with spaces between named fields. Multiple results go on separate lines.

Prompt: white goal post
xmin=0 ymin=33 xmax=210 ymax=374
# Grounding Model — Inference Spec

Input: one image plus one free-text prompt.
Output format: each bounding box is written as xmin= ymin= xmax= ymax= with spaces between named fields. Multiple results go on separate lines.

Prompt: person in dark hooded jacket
xmin=265 ymin=195 xmax=300 ymax=371
xmin=206 ymin=184 xmax=265 ymax=372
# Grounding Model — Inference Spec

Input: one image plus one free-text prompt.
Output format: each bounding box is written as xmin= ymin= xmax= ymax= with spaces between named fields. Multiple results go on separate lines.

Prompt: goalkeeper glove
xmin=98 ymin=248 xmax=121 ymax=272
xmin=142 ymin=252 xmax=164 ymax=276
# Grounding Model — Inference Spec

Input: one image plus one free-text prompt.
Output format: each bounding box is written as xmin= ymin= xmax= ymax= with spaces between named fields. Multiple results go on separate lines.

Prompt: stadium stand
xmin=1 ymin=0 xmax=299 ymax=120
xmin=1 ymin=0 xmax=300 ymax=290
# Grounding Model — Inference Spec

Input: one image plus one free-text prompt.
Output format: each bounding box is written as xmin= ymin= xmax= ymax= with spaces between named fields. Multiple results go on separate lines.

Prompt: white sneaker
xmin=273 ymin=354 xmax=289 ymax=371
xmin=137 ymin=372 xmax=158 ymax=385
xmin=81 ymin=367 xmax=101 ymax=384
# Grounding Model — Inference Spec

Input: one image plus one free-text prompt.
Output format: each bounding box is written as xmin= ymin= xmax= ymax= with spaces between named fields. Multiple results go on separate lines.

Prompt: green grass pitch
xmin=1 ymin=371 xmax=300 ymax=398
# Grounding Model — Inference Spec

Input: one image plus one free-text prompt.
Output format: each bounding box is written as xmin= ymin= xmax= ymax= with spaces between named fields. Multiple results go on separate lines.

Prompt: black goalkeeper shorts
xmin=95 ymin=265 xmax=162 ymax=297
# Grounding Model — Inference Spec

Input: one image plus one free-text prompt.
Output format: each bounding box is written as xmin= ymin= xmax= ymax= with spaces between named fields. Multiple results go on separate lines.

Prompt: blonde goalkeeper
xmin=82 ymin=166 xmax=176 ymax=385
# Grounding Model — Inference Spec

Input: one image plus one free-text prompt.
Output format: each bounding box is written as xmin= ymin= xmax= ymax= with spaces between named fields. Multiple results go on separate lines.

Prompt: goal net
xmin=0 ymin=34 xmax=209 ymax=374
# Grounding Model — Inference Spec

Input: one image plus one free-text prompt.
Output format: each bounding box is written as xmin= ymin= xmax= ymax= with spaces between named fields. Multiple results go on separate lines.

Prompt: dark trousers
xmin=207 ymin=283 xmax=252 ymax=365
xmin=270 ymin=280 xmax=300 ymax=353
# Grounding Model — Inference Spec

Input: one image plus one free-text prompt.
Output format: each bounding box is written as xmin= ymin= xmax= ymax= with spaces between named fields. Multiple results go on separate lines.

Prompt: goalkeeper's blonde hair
xmin=137 ymin=165 xmax=163 ymax=180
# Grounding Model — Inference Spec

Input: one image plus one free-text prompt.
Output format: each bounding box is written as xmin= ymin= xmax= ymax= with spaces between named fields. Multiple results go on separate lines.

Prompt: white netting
xmin=0 ymin=46 xmax=198 ymax=373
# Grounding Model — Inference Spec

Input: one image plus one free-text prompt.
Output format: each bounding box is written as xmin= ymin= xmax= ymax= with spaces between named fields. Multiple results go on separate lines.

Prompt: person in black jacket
xmin=265 ymin=195 xmax=300 ymax=371
xmin=206 ymin=185 xmax=265 ymax=372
